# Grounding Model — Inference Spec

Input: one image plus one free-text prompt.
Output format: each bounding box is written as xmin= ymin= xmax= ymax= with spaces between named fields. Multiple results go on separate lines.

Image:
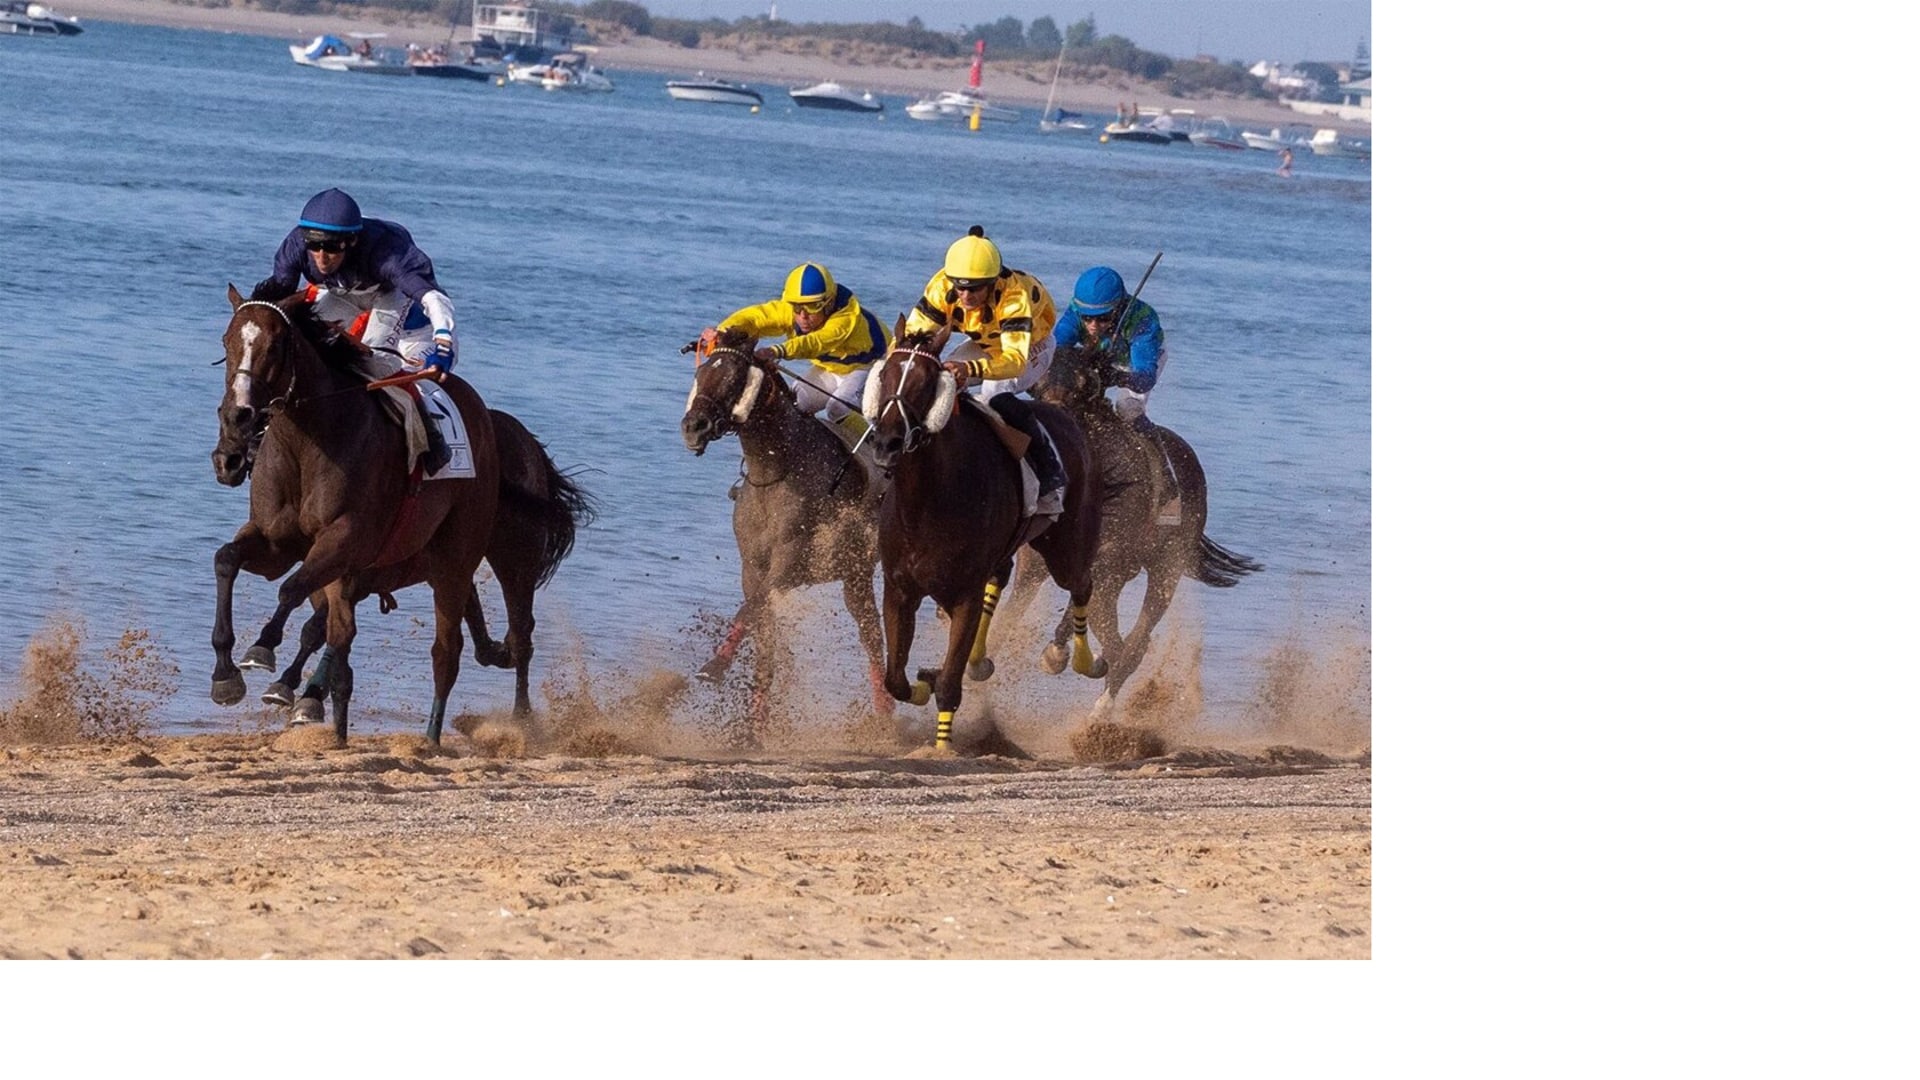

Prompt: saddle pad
xmin=419 ymin=382 xmax=476 ymax=481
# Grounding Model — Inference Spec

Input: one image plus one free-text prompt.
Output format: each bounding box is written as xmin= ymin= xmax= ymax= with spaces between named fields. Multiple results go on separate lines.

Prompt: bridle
xmin=870 ymin=343 xmax=944 ymax=457
xmin=228 ymin=299 xmax=301 ymax=418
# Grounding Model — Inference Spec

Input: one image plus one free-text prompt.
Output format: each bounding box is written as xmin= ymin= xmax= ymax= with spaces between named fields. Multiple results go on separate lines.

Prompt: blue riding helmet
xmin=298 ymin=188 xmax=364 ymax=233
xmin=1071 ymin=266 xmax=1128 ymax=315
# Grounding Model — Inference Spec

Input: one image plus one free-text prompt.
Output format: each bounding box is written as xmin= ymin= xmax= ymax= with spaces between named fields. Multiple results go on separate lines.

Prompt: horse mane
xmin=266 ymin=292 xmax=372 ymax=373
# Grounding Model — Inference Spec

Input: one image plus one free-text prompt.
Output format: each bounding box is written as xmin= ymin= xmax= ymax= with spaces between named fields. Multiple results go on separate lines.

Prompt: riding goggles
xmin=951 ymin=278 xmax=992 ymax=294
xmin=302 ymin=233 xmax=353 ymax=253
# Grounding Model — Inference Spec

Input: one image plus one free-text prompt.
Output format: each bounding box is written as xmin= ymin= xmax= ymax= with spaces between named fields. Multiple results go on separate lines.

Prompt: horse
xmin=257 ymin=408 xmax=594 ymax=719
xmin=1021 ymin=341 xmax=1263 ymax=713
xmin=679 ymin=329 xmax=889 ymax=745
xmin=860 ymin=325 xmax=1105 ymax=749
xmin=210 ymin=285 xmax=500 ymax=745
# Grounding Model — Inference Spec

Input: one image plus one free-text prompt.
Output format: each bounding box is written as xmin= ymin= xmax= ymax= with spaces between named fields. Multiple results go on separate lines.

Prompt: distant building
xmin=1340 ymin=77 xmax=1371 ymax=110
xmin=1247 ymin=59 xmax=1317 ymax=100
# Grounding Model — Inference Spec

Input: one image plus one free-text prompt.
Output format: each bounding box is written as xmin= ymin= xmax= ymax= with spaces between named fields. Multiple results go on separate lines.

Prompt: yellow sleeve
xmin=978 ymin=283 xmax=1035 ymax=382
xmin=904 ymin=274 xmax=953 ymax=337
xmin=717 ymin=299 xmax=795 ymax=341
xmin=776 ymin=298 xmax=862 ymax=362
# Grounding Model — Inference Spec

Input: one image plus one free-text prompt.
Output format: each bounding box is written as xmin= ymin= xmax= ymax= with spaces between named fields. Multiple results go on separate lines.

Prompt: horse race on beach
xmin=861 ymin=324 xmax=1106 ymax=749
xmin=680 ymin=327 xmax=890 ymax=747
xmin=209 ymin=286 xmax=587 ymax=745
xmin=1017 ymin=340 xmax=1263 ymax=714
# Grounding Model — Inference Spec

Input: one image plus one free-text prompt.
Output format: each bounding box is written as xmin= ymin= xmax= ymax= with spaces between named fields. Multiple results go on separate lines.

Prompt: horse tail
xmin=493 ymin=411 xmax=597 ymax=589
xmin=1189 ymin=533 xmax=1262 ymax=588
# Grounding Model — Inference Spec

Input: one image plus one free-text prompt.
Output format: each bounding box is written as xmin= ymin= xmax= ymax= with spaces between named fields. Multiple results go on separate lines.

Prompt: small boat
xmin=1190 ymin=116 xmax=1249 ymax=151
xmin=666 ymin=74 xmax=762 ymax=107
xmin=1036 ymin=43 xmax=1089 ymax=133
xmin=1241 ymin=123 xmax=1314 ymax=152
xmin=510 ymin=51 xmax=614 ymax=92
xmin=1310 ymin=127 xmax=1371 ymax=159
xmin=405 ymin=41 xmax=498 ymax=81
xmin=905 ymin=90 xmax=1018 ymax=124
xmin=290 ymin=33 xmax=410 ymax=75
xmin=2 ymin=1 xmax=81 ymax=35
xmin=1102 ymin=121 xmax=1171 ymax=145
xmin=789 ymin=81 xmax=882 ymax=113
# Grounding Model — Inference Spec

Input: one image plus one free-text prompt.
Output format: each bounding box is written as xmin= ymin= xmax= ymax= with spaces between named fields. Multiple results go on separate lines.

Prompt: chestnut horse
xmin=860 ymin=326 xmax=1104 ymax=749
xmin=258 ymin=408 xmax=594 ymax=719
xmin=210 ymin=286 xmax=499 ymax=744
xmin=1021 ymin=342 xmax=1262 ymax=713
xmin=680 ymin=330 xmax=888 ymax=745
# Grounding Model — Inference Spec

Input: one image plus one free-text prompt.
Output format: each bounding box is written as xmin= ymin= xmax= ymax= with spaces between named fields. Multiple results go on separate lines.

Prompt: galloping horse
xmin=861 ymin=326 xmax=1104 ymax=749
xmin=1023 ymin=342 xmax=1262 ymax=713
xmin=680 ymin=329 xmax=888 ymax=743
xmin=258 ymin=408 xmax=594 ymax=719
xmin=210 ymin=285 xmax=500 ymax=744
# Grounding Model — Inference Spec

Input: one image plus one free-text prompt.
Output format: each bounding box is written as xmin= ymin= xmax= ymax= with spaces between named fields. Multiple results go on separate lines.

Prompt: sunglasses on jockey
xmin=301 ymin=229 xmax=356 ymax=254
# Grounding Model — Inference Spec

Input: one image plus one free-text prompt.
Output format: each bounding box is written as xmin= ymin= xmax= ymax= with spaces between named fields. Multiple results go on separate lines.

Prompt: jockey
xmin=704 ymin=261 xmax=889 ymax=438
xmin=904 ymin=226 xmax=1066 ymax=517
xmin=250 ymin=188 xmax=457 ymax=473
xmin=1052 ymin=265 xmax=1167 ymax=433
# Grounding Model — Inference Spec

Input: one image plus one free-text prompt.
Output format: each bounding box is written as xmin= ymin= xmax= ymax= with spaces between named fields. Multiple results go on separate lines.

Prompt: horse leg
xmin=321 ymin=582 xmax=359 ymax=746
xmin=1100 ymin=566 xmax=1180 ymax=711
xmin=880 ymin=583 xmax=929 ymax=708
xmin=841 ymin=576 xmax=894 ymax=716
xmin=1041 ymin=607 xmax=1073 ymax=674
xmin=466 ymin=584 xmax=512 ymax=670
xmin=212 ymin=523 xmax=286 ymax=705
xmin=966 ymin=558 xmax=1016 ymax=682
xmin=930 ymin=592 xmax=986 ymax=750
xmin=264 ymin=597 xmax=327 ymax=707
xmin=488 ymin=563 xmax=539 ymax=718
xmin=697 ymin=599 xmax=754 ymax=684
xmin=423 ymin=565 xmax=469 ymax=746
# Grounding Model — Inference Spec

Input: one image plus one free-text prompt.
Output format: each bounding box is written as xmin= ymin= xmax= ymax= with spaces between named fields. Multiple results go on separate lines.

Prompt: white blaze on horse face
xmin=230 ymin=321 xmax=263 ymax=407
xmin=684 ymin=377 xmax=700 ymax=417
xmin=730 ymin=366 xmax=764 ymax=423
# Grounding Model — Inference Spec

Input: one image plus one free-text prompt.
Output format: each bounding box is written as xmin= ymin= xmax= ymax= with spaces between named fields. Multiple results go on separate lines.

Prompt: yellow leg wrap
xmin=969 ymin=582 xmax=1001 ymax=665
xmin=935 ymin=711 xmax=954 ymax=748
xmin=909 ymin=680 xmax=932 ymax=706
xmin=1069 ymin=604 xmax=1095 ymax=675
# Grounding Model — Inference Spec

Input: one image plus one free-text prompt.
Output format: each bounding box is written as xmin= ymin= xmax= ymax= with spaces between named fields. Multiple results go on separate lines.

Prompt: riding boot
xmin=992 ymin=393 xmax=1066 ymax=518
xmin=417 ymin=394 xmax=452 ymax=475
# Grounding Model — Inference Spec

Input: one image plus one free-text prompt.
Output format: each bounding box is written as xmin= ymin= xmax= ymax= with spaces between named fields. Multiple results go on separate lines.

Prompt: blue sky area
xmin=641 ymin=0 xmax=1372 ymax=66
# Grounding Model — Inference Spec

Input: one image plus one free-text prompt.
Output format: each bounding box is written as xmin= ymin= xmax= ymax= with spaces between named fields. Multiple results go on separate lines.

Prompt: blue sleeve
xmin=365 ymin=221 xmax=443 ymax=302
xmin=1052 ymin=310 xmax=1080 ymax=349
xmin=1124 ymin=305 xmax=1165 ymax=391
xmin=249 ymin=230 xmax=308 ymax=300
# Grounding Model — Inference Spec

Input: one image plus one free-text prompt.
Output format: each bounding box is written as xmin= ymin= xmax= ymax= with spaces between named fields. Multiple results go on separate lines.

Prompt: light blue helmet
xmin=297 ymin=188 xmax=363 ymax=234
xmin=1071 ymin=266 xmax=1128 ymax=315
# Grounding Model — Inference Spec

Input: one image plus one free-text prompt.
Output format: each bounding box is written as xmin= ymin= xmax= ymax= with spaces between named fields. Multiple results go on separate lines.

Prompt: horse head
xmin=861 ymin=322 xmax=955 ymax=470
xmin=1033 ymin=342 xmax=1109 ymax=413
xmin=681 ymin=327 xmax=780 ymax=455
xmin=213 ymin=285 xmax=307 ymax=486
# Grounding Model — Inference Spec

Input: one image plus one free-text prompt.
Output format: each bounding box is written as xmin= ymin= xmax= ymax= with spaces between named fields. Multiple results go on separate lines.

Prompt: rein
xmin=873 ymin=344 xmax=944 ymax=456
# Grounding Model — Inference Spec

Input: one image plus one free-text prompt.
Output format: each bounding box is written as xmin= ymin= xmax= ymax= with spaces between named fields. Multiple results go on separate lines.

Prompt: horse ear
xmin=893 ymin=312 xmax=906 ymax=342
xmin=227 ymin=284 xmax=244 ymax=309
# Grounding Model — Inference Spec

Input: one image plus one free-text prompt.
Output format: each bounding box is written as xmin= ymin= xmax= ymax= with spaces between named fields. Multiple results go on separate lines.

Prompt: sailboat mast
xmin=1042 ymin=41 xmax=1065 ymax=126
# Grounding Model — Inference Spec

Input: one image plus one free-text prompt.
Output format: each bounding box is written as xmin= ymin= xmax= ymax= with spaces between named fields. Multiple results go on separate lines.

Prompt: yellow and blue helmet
xmin=782 ymin=262 xmax=836 ymax=307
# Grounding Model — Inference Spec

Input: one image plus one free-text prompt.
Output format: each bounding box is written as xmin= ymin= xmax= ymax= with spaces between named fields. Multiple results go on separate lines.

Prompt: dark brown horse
xmin=860 ymin=326 xmax=1104 ymax=749
xmin=1022 ymin=342 xmax=1262 ymax=713
xmin=210 ymin=286 xmax=500 ymax=744
xmin=680 ymin=329 xmax=888 ymax=744
xmin=258 ymin=408 xmax=594 ymax=719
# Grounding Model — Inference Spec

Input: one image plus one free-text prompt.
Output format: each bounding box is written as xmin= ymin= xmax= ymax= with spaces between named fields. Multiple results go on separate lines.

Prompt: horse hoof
xmin=211 ymin=676 xmax=247 ymax=706
xmin=1080 ymin=656 xmax=1109 ymax=679
xmin=1040 ymin=643 xmax=1067 ymax=675
xmin=909 ymin=680 xmax=932 ymax=707
xmin=289 ymin=697 xmax=325 ymax=725
xmin=968 ymin=656 xmax=995 ymax=682
xmin=239 ymin=646 xmax=275 ymax=672
xmin=261 ymin=682 xmax=297 ymax=708
xmin=474 ymin=642 xmax=511 ymax=669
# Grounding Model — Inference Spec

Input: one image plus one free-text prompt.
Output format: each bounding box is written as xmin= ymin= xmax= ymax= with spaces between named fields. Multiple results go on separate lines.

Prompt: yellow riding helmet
xmin=782 ymin=262 xmax=836 ymax=306
xmin=943 ymin=226 xmax=1002 ymax=285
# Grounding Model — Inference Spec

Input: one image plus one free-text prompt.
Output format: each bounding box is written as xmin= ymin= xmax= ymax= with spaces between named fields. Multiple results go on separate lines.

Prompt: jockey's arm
xmin=249 ymin=231 xmax=309 ymax=300
xmin=717 ymin=299 xmax=790 ymax=345
xmin=970 ymin=286 xmax=1036 ymax=383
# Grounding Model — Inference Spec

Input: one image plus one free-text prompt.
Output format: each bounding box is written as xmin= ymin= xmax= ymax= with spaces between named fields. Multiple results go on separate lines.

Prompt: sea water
xmin=0 ymin=21 xmax=1370 ymax=736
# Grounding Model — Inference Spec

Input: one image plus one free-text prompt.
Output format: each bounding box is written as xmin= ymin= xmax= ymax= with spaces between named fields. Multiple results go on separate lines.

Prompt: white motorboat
xmin=510 ymin=51 xmax=614 ymax=92
xmin=1190 ymin=116 xmax=1250 ymax=151
xmin=789 ymin=81 xmax=882 ymax=113
xmin=1310 ymin=127 xmax=1371 ymax=159
xmin=905 ymin=90 xmax=1018 ymax=124
xmin=2 ymin=1 xmax=81 ymax=35
xmin=290 ymin=33 xmax=411 ymax=74
xmin=1241 ymin=123 xmax=1315 ymax=152
xmin=666 ymin=74 xmax=762 ymax=107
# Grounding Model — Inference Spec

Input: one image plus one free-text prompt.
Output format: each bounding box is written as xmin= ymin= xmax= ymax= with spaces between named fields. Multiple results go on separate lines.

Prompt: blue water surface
xmin=0 ymin=21 xmax=1370 ymax=735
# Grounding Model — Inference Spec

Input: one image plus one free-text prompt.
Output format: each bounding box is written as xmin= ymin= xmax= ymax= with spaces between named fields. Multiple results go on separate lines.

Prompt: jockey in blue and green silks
xmin=1052 ymin=265 xmax=1168 ymax=434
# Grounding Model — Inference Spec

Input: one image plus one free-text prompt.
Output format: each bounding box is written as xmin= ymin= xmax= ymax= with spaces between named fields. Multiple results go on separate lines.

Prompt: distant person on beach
xmin=700 ymin=261 xmax=889 ymax=438
xmin=1051 ymin=265 xmax=1167 ymax=435
xmin=1279 ymin=147 xmax=1294 ymax=177
xmin=905 ymin=225 xmax=1065 ymax=516
xmin=249 ymin=188 xmax=459 ymax=472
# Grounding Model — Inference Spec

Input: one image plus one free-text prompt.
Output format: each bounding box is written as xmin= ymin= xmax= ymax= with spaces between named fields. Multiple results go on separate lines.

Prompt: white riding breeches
xmin=1111 ymin=345 xmax=1169 ymax=421
xmin=310 ymin=286 xmax=454 ymax=371
xmin=978 ymin=335 xmax=1055 ymax=399
xmin=792 ymin=365 xmax=869 ymax=421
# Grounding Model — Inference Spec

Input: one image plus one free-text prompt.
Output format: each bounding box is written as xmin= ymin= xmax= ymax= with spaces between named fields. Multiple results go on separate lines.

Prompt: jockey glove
xmin=428 ymin=329 xmax=456 ymax=372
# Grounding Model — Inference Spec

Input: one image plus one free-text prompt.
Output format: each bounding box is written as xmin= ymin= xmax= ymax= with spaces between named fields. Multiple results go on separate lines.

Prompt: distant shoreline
xmin=57 ymin=0 xmax=1368 ymax=136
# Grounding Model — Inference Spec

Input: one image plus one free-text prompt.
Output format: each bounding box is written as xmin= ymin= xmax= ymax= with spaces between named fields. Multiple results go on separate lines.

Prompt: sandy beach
xmin=57 ymin=0 xmax=1368 ymax=134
